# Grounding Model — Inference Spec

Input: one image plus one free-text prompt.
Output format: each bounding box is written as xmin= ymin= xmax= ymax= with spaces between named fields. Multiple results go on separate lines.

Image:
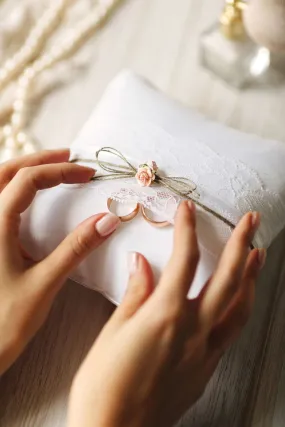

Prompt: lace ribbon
xmin=70 ymin=146 xmax=238 ymax=231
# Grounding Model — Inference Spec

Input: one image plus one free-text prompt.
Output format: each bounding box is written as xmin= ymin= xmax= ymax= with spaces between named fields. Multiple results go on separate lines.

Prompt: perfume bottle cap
xmin=220 ymin=0 xmax=246 ymax=40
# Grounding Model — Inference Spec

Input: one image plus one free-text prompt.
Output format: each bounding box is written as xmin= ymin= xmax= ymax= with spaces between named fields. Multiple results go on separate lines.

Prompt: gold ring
xmin=141 ymin=205 xmax=170 ymax=228
xmin=107 ymin=198 xmax=139 ymax=222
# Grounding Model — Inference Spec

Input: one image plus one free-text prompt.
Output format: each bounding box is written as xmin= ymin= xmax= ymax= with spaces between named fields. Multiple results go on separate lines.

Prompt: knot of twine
xmin=71 ymin=146 xmax=236 ymax=230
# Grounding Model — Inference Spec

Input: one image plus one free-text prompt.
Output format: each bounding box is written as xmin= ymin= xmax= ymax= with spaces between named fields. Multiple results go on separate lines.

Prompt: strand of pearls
xmin=0 ymin=0 xmax=122 ymax=162
xmin=0 ymin=0 xmax=70 ymax=92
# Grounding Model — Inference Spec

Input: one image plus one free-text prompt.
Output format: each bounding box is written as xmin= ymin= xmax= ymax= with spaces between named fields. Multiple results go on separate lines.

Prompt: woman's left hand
xmin=0 ymin=149 xmax=120 ymax=375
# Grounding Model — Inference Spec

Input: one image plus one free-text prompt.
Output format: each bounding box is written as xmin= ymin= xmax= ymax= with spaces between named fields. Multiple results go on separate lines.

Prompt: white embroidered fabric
xmin=20 ymin=70 xmax=285 ymax=304
xmin=69 ymin=100 xmax=285 ymax=251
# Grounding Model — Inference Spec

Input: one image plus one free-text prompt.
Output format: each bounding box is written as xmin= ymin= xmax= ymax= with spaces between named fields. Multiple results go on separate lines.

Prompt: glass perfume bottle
xmin=200 ymin=0 xmax=285 ymax=88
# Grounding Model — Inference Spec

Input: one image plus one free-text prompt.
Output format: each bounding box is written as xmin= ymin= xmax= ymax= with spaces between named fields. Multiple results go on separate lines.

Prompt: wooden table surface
xmin=1 ymin=0 xmax=285 ymax=426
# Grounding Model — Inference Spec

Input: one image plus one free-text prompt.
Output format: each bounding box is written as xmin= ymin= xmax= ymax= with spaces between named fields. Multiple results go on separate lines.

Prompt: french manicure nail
xmin=251 ymin=212 xmax=260 ymax=231
xmin=96 ymin=213 xmax=120 ymax=237
xmin=128 ymin=252 xmax=139 ymax=276
xmin=258 ymin=248 xmax=267 ymax=270
xmin=188 ymin=200 xmax=196 ymax=213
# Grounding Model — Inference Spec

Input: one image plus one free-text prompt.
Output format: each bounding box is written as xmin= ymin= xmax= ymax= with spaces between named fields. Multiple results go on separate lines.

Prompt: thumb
xmin=33 ymin=212 xmax=120 ymax=292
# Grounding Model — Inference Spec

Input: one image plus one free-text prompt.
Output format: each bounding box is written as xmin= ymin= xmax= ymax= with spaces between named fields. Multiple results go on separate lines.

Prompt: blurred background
xmin=0 ymin=0 xmax=284 ymax=159
xmin=0 ymin=1 xmax=285 ymax=427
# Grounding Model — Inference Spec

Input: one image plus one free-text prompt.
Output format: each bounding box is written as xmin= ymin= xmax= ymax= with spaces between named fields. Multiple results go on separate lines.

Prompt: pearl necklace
xmin=0 ymin=0 xmax=121 ymax=162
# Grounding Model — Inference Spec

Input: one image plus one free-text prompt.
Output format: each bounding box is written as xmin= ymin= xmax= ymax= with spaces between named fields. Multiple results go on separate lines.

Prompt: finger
xmin=208 ymin=248 xmax=266 ymax=352
xmin=200 ymin=212 xmax=260 ymax=327
xmin=0 ymin=162 xmax=95 ymax=220
xmin=0 ymin=149 xmax=70 ymax=192
xmin=31 ymin=213 xmax=120 ymax=294
xmin=113 ymin=252 xmax=155 ymax=322
xmin=158 ymin=200 xmax=199 ymax=300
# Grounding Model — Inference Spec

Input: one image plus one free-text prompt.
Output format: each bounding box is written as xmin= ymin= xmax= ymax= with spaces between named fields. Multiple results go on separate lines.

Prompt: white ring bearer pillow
xmin=20 ymin=70 xmax=285 ymax=304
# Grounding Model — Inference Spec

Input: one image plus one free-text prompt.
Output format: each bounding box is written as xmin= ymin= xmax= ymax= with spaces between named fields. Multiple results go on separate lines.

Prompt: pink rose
xmin=135 ymin=166 xmax=155 ymax=187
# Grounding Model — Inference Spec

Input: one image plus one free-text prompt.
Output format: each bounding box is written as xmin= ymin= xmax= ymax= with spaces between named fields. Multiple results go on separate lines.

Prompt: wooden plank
xmin=249 ymin=249 xmax=285 ymax=427
xmin=0 ymin=281 xmax=115 ymax=427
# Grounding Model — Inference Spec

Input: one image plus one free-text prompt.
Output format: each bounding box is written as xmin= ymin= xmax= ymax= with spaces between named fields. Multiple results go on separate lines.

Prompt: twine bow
xmin=71 ymin=146 xmax=236 ymax=230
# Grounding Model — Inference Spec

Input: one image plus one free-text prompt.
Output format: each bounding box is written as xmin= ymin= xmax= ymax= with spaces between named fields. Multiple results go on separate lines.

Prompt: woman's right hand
xmin=69 ymin=201 xmax=265 ymax=427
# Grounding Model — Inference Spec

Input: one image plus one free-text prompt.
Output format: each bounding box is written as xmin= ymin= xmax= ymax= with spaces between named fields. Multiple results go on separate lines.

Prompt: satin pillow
xmin=20 ymin=70 xmax=285 ymax=304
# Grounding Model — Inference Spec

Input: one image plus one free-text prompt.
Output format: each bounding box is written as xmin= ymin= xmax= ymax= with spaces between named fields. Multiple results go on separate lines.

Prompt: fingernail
xmin=86 ymin=167 xmax=96 ymax=177
xmin=188 ymin=200 xmax=196 ymax=213
xmin=257 ymin=248 xmax=267 ymax=270
xmin=96 ymin=213 xmax=120 ymax=237
xmin=128 ymin=252 xmax=140 ymax=276
xmin=251 ymin=212 xmax=260 ymax=231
